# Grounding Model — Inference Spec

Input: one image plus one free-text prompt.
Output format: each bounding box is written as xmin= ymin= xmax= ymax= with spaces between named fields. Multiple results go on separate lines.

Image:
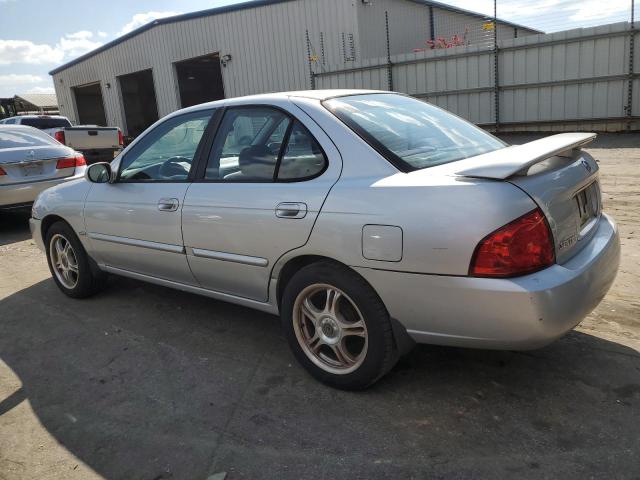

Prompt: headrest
xmin=238 ymin=145 xmax=276 ymax=179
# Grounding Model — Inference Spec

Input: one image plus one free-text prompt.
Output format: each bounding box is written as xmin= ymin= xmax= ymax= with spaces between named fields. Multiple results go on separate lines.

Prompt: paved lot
xmin=0 ymin=134 xmax=638 ymax=480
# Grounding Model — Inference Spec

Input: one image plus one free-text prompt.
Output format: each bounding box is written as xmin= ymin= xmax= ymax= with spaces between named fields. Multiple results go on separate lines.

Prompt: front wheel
xmin=45 ymin=221 xmax=107 ymax=298
xmin=281 ymin=262 xmax=397 ymax=390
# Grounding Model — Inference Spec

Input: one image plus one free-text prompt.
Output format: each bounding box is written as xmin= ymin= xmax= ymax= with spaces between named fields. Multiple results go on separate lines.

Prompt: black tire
xmin=45 ymin=221 xmax=107 ymax=299
xmin=281 ymin=261 xmax=397 ymax=390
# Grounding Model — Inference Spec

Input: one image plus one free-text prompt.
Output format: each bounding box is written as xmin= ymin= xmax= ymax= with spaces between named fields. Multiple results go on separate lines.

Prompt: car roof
xmin=7 ymin=115 xmax=68 ymax=120
xmin=0 ymin=123 xmax=44 ymax=130
xmin=177 ymin=89 xmax=392 ymax=116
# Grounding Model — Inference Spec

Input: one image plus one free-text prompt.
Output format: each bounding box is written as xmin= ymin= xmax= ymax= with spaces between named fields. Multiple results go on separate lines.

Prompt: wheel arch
xmin=275 ymin=254 xmax=337 ymax=309
xmin=40 ymin=214 xmax=103 ymax=277
xmin=41 ymin=214 xmax=69 ymax=238
xmin=274 ymin=254 xmax=416 ymax=356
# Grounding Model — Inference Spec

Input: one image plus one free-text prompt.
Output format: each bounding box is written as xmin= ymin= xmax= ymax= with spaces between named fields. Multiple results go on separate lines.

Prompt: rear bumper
xmin=0 ymin=170 xmax=85 ymax=208
xmin=355 ymin=213 xmax=620 ymax=350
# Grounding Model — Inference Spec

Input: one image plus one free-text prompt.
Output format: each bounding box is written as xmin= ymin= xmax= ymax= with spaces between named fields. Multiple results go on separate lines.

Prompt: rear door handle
xmin=158 ymin=198 xmax=179 ymax=212
xmin=275 ymin=202 xmax=307 ymax=219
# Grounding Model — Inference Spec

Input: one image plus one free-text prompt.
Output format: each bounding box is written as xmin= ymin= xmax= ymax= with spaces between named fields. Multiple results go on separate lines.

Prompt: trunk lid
xmin=454 ymin=133 xmax=601 ymax=264
xmin=0 ymin=145 xmax=77 ymax=186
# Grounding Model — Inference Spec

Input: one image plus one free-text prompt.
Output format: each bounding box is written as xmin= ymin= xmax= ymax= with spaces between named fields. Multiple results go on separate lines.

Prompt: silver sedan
xmin=0 ymin=125 xmax=86 ymax=210
xmin=30 ymin=90 xmax=620 ymax=389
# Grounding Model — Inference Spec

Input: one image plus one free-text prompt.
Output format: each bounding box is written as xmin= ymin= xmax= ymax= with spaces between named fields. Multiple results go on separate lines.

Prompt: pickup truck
xmin=0 ymin=115 xmax=123 ymax=164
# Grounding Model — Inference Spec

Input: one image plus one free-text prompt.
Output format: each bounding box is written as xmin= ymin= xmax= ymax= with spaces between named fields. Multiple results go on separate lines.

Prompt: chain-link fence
xmin=308 ymin=0 xmax=638 ymax=132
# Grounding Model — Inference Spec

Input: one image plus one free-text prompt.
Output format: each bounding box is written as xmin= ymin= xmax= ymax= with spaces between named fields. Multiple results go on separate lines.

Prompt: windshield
xmin=0 ymin=127 xmax=57 ymax=148
xmin=324 ymin=94 xmax=505 ymax=172
xmin=20 ymin=117 xmax=72 ymax=129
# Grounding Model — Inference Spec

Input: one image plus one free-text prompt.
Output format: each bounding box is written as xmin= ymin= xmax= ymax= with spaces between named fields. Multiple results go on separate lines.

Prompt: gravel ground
xmin=0 ymin=133 xmax=638 ymax=480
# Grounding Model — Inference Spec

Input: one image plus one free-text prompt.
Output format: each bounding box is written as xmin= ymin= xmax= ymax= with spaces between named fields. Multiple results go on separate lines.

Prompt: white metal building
xmin=50 ymin=0 xmax=538 ymax=136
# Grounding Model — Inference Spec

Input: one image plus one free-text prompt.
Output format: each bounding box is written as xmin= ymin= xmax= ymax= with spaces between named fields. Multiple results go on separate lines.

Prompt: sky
xmin=0 ymin=0 xmax=633 ymax=97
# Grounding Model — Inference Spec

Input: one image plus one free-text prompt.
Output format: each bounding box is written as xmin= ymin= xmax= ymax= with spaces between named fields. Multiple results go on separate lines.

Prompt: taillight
xmin=56 ymin=154 xmax=86 ymax=169
xmin=0 ymin=166 xmax=6 ymax=176
xmin=118 ymin=129 xmax=124 ymax=146
xmin=54 ymin=131 xmax=65 ymax=144
xmin=470 ymin=208 xmax=555 ymax=278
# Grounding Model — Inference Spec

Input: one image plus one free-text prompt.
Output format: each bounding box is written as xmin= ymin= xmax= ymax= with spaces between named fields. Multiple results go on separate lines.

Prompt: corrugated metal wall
xmin=357 ymin=0 xmax=433 ymax=59
xmin=315 ymin=22 xmax=639 ymax=131
xmin=53 ymin=0 xmax=359 ymax=134
xmin=432 ymin=8 xmax=519 ymax=45
xmin=355 ymin=1 xmax=536 ymax=62
xmin=52 ymin=0 xmax=540 ymax=135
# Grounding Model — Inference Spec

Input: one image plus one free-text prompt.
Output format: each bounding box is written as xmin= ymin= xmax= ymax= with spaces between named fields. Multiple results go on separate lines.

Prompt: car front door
xmin=182 ymin=102 xmax=342 ymax=302
xmin=84 ymin=109 xmax=215 ymax=284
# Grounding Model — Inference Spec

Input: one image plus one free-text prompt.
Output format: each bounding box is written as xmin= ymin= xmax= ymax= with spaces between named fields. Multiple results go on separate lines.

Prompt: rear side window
xmin=205 ymin=107 xmax=327 ymax=182
xmin=324 ymin=94 xmax=505 ymax=172
xmin=277 ymin=121 xmax=326 ymax=180
xmin=20 ymin=117 xmax=72 ymax=129
xmin=0 ymin=128 xmax=57 ymax=148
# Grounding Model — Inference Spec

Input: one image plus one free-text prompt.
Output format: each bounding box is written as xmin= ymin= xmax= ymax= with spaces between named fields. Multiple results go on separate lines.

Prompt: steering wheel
xmin=159 ymin=156 xmax=191 ymax=178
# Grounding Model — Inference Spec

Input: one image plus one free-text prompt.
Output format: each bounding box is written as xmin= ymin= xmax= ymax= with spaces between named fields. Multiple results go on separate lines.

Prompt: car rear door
xmin=182 ymin=101 xmax=342 ymax=302
xmin=83 ymin=109 xmax=215 ymax=284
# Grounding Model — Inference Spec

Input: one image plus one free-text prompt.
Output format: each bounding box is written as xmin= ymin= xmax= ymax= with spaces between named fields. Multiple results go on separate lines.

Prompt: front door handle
xmin=158 ymin=198 xmax=179 ymax=212
xmin=275 ymin=202 xmax=307 ymax=219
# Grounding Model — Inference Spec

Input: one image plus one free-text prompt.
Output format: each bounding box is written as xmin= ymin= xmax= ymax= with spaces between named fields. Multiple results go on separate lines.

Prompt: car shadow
xmin=1 ymin=277 xmax=639 ymax=479
xmin=0 ymin=210 xmax=32 ymax=246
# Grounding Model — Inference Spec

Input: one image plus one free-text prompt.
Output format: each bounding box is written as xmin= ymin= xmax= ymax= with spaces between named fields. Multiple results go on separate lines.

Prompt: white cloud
xmin=0 ymin=39 xmax=64 ymax=65
xmin=98 ymin=31 xmax=108 ymax=38
xmin=118 ymin=11 xmax=181 ymax=36
xmin=564 ymin=0 xmax=630 ymax=21
xmin=66 ymin=30 xmax=94 ymax=40
xmin=0 ymin=31 xmax=102 ymax=66
xmin=26 ymin=85 xmax=55 ymax=94
xmin=0 ymin=73 xmax=44 ymax=86
xmin=57 ymin=31 xmax=102 ymax=58
xmin=0 ymin=74 xmax=54 ymax=97
xmin=443 ymin=0 xmax=631 ymax=30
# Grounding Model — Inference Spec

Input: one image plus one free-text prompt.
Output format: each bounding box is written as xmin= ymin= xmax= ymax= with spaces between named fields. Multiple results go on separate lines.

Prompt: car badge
xmin=23 ymin=150 xmax=35 ymax=163
xmin=581 ymin=160 xmax=592 ymax=173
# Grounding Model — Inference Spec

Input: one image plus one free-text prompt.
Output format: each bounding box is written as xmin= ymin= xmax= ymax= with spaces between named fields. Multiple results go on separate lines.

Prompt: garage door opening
xmin=118 ymin=69 xmax=159 ymax=139
xmin=73 ymin=83 xmax=107 ymax=126
xmin=175 ymin=53 xmax=225 ymax=108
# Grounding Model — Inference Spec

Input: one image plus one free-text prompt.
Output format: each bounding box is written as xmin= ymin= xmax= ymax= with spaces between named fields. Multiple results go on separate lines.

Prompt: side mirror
xmin=85 ymin=162 xmax=112 ymax=183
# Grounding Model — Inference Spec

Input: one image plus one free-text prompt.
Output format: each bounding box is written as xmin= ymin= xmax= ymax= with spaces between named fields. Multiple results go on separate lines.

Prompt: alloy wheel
xmin=49 ymin=234 xmax=79 ymax=289
xmin=292 ymin=283 xmax=368 ymax=375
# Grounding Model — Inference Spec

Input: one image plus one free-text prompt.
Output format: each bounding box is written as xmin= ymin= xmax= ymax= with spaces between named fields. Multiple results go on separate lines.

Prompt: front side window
xmin=324 ymin=94 xmax=505 ymax=172
xmin=119 ymin=110 xmax=213 ymax=182
xmin=206 ymin=107 xmax=327 ymax=182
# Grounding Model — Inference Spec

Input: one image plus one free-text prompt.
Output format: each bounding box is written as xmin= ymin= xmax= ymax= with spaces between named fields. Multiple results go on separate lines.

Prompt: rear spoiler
xmin=454 ymin=133 xmax=597 ymax=180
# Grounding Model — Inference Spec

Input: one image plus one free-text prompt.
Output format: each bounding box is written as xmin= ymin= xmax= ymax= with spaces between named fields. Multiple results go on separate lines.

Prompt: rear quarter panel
xmin=287 ymin=173 xmax=537 ymax=276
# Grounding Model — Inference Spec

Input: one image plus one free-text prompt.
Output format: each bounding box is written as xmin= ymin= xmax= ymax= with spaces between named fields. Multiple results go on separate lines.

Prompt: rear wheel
xmin=45 ymin=221 xmax=107 ymax=298
xmin=281 ymin=261 xmax=397 ymax=390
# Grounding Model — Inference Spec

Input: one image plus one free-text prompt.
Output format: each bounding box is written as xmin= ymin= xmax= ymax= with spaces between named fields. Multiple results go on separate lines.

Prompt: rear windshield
xmin=20 ymin=117 xmax=72 ymax=129
xmin=324 ymin=94 xmax=505 ymax=172
xmin=0 ymin=128 xmax=57 ymax=148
